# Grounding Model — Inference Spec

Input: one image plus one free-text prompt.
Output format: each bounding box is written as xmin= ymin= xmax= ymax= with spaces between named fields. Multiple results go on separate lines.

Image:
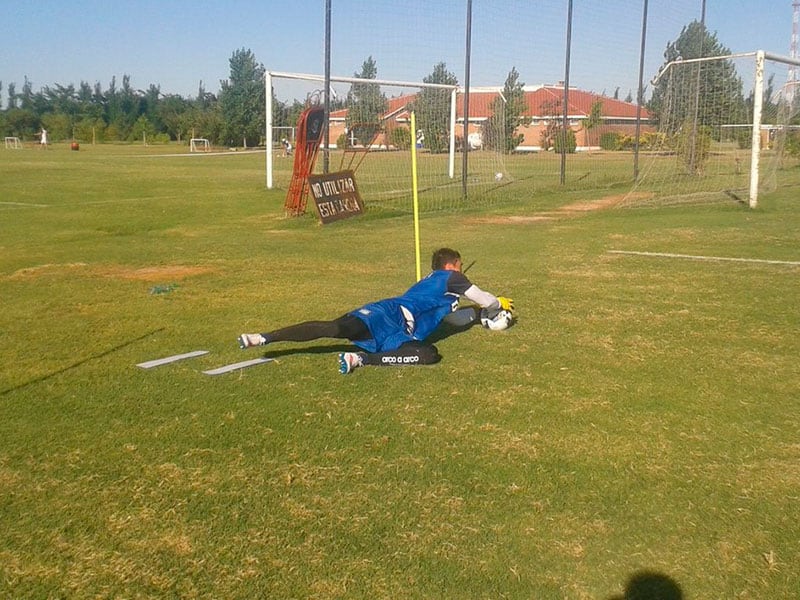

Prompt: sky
xmin=2 ymin=0 xmax=796 ymax=107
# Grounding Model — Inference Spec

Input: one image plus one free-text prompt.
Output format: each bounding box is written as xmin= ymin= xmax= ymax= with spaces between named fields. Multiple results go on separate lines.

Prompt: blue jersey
xmin=349 ymin=270 xmax=471 ymax=352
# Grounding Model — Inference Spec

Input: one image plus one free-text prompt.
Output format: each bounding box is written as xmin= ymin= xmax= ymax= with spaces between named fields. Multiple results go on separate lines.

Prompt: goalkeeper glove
xmin=497 ymin=296 xmax=514 ymax=312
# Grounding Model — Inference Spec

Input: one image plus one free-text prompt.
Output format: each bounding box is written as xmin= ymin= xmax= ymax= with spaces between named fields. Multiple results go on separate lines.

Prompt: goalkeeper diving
xmin=238 ymin=247 xmax=514 ymax=374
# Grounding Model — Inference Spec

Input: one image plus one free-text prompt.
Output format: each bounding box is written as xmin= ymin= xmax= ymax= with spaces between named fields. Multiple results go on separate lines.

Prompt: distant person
xmin=39 ymin=128 xmax=48 ymax=148
xmin=282 ymin=138 xmax=293 ymax=157
xmin=238 ymin=248 xmax=514 ymax=374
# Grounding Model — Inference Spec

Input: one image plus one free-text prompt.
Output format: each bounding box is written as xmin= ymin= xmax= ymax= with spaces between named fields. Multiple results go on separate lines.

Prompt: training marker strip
xmin=136 ymin=350 xmax=209 ymax=369
xmin=202 ymin=357 xmax=274 ymax=376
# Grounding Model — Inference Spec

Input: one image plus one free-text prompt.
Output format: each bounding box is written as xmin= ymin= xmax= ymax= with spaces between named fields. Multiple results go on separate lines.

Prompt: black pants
xmin=263 ymin=316 xmax=441 ymax=366
xmin=264 ymin=314 xmax=370 ymax=343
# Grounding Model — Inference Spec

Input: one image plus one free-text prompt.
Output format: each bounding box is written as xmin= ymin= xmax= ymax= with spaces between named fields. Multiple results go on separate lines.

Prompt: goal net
xmin=4 ymin=137 xmax=22 ymax=150
xmin=266 ymin=71 xmax=513 ymax=216
xmin=625 ymin=51 xmax=800 ymax=208
xmin=189 ymin=138 xmax=210 ymax=153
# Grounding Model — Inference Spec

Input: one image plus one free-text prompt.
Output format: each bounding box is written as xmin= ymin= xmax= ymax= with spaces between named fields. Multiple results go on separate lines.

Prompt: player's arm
xmin=463 ymin=284 xmax=501 ymax=309
xmin=447 ymin=272 xmax=513 ymax=311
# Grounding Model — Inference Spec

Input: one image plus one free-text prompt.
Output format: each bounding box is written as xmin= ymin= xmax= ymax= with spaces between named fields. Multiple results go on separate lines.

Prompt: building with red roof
xmin=327 ymin=84 xmax=653 ymax=151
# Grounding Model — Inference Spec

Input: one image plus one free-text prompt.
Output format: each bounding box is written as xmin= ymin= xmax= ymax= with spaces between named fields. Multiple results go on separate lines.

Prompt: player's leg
xmin=239 ymin=314 xmax=369 ymax=348
xmin=338 ymin=342 xmax=441 ymax=374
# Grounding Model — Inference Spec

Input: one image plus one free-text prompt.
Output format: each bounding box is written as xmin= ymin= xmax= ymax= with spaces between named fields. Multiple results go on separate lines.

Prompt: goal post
xmin=189 ymin=138 xmax=210 ymax=152
xmin=630 ymin=50 xmax=800 ymax=209
xmin=4 ymin=137 xmax=22 ymax=149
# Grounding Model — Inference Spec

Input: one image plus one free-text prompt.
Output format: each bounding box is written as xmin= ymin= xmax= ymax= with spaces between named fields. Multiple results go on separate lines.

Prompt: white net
xmin=625 ymin=52 xmax=800 ymax=207
xmin=268 ymin=73 xmax=512 ymax=215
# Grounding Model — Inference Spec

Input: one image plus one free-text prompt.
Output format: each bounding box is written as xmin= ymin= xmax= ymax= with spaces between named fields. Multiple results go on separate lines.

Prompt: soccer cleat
xmin=238 ymin=333 xmax=267 ymax=349
xmin=338 ymin=352 xmax=363 ymax=374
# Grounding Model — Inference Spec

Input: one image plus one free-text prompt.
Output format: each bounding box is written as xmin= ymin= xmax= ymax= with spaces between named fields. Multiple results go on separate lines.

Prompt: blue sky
xmin=2 ymin=1 xmax=795 ymax=106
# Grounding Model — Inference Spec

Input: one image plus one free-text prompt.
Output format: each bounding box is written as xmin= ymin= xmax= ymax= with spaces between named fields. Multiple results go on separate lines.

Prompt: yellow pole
xmin=410 ymin=111 xmax=422 ymax=281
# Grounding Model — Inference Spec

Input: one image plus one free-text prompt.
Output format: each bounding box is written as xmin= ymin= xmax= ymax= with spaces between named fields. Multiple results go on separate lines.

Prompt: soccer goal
xmin=189 ymin=138 xmax=210 ymax=153
xmin=265 ymin=70 xmax=513 ymax=215
xmin=626 ymin=50 xmax=800 ymax=209
xmin=4 ymin=137 xmax=22 ymax=149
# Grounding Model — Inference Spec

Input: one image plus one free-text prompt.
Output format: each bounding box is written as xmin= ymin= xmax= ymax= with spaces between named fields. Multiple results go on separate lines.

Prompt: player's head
xmin=431 ymin=248 xmax=462 ymax=271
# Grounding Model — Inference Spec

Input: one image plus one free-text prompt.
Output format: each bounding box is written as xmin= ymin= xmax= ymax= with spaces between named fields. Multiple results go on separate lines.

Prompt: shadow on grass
xmin=1 ymin=327 xmax=165 ymax=396
xmin=255 ymin=317 xmax=481 ymax=360
xmin=607 ymin=570 xmax=683 ymax=600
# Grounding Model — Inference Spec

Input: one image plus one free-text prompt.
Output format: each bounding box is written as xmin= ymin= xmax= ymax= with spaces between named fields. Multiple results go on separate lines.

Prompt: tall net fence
xmin=268 ymin=75 xmax=512 ymax=215
xmin=267 ymin=0 xmax=799 ymax=214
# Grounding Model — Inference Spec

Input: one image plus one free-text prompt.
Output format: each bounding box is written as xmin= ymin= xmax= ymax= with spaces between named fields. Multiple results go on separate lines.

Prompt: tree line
xmin=0 ymin=48 xmax=305 ymax=147
xmin=5 ymin=23 xmax=794 ymax=158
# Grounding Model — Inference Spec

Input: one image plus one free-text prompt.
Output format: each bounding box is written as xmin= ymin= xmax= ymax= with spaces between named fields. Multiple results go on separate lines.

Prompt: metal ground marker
xmin=202 ymin=357 xmax=274 ymax=376
xmin=136 ymin=350 xmax=209 ymax=369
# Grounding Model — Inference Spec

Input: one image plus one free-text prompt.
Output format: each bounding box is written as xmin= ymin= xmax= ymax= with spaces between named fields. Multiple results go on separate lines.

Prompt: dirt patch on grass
xmin=7 ymin=263 xmax=88 ymax=279
xmin=465 ymin=191 xmax=654 ymax=225
xmin=560 ymin=194 xmax=629 ymax=212
xmin=468 ymin=215 xmax=557 ymax=224
xmin=7 ymin=263 xmax=212 ymax=282
xmin=97 ymin=265 xmax=213 ymax=282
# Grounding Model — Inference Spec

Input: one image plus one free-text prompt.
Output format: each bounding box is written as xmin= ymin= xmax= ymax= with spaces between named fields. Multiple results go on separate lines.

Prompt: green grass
xmin=1 ymin=143 xmax=799 ymax=598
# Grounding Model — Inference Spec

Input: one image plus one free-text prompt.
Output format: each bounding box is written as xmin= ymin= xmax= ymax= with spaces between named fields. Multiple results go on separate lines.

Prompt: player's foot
xmin=338 ymin=352 xmax=363 ymax=374
xmin=238 ymin=333 xmax=267 ymax=349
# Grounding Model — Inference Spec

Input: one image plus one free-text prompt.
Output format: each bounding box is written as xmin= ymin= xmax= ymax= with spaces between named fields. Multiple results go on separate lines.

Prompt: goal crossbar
xmin=265 ymin=70 xmax=459 ymax=189
xmin=653 ymin=51 xmax=800 ymax=85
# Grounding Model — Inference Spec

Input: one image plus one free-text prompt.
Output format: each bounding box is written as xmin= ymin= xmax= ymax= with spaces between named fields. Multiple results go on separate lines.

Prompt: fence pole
xmin=560 ymin=0 xmax=573 ymax=185
xmin=634 ymin=0 xmax=649 ymax=181
xmin=462 ymin=0 xmax=473 ymax=199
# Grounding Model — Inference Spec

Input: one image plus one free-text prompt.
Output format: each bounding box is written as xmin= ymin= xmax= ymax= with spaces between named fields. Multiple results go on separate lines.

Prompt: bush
xmin=639 ymin=131 xmax=666 ymax=150
xmin=552 ymin=128 xmax=577 ymax=154
xmin=673 ymin=120 xmax=712 ymax=175
xmin=784 ymin=131 xmax=800 ymax=157
xmin=389 ymin=127 xmax=411 ymax=150
xmin=336 ymin=133 xmax=348 ymax=149
xmin=736 ymin=129 xmax=752 ymax=150
xmin=599 ymin=132 xmax=621 ymax=150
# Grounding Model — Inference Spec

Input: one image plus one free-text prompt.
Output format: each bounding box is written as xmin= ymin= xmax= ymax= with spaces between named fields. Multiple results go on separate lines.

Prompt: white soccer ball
xmin=494 ymin=172 xmax=504 ymax=181
xmin=480 ymin=307 xmax=514 ymax=331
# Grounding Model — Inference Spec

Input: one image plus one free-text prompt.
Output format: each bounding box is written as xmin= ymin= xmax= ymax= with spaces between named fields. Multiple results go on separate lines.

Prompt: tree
xmin=582 ymin=98 xmax=603 ymax=148
xmin=6 ymin=82 xmax=17 ymax=110
xmin=0 ymin=70 xmax=226 ymax=144
xmin=346 ymin=56 xmax=387 ymax=146
xmin=129 ymin=114 xmax=156 ymax=142
xmin=413 ymin=62 xmax=458 ymax=154
xmin=4 ymin=108 xmax=37 ymax=138
xmin=649 ymin=21 xmax=746 ymax=135
xmin=538 ymin=98 xmax=562 ymax=151
xmin=482 ymin=67 xmax=530 ymax=153
xmin=157 ymin=94 xmax=190 ymax=141
xmin=141 ymin=84 xmax=162 ymax=131
xmin=20 ymin=77 xmax=35 ymax=112
xmin=219 ymin=48 xmax=266 ymax=147
xmin=649 ymin=20 xmax=747 ymax=174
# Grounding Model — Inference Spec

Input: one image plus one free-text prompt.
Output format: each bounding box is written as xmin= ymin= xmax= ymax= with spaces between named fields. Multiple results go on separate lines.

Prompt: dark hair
xmin=431 ymin=247 xmax=461 ymax=270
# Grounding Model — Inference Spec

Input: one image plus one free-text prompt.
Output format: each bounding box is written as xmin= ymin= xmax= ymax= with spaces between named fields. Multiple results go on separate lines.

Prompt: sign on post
xmin=307 ymin=170 xmax=365 ymax=224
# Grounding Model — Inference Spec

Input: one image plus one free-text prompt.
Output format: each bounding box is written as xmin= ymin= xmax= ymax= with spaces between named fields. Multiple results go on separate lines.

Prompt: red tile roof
xmin=330 ymin=86 xmax=649 ymax=122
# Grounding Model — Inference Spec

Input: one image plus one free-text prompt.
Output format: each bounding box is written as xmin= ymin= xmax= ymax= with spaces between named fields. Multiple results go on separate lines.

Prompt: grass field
xmin=1 ymin=143 xmax=799 ymax=599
